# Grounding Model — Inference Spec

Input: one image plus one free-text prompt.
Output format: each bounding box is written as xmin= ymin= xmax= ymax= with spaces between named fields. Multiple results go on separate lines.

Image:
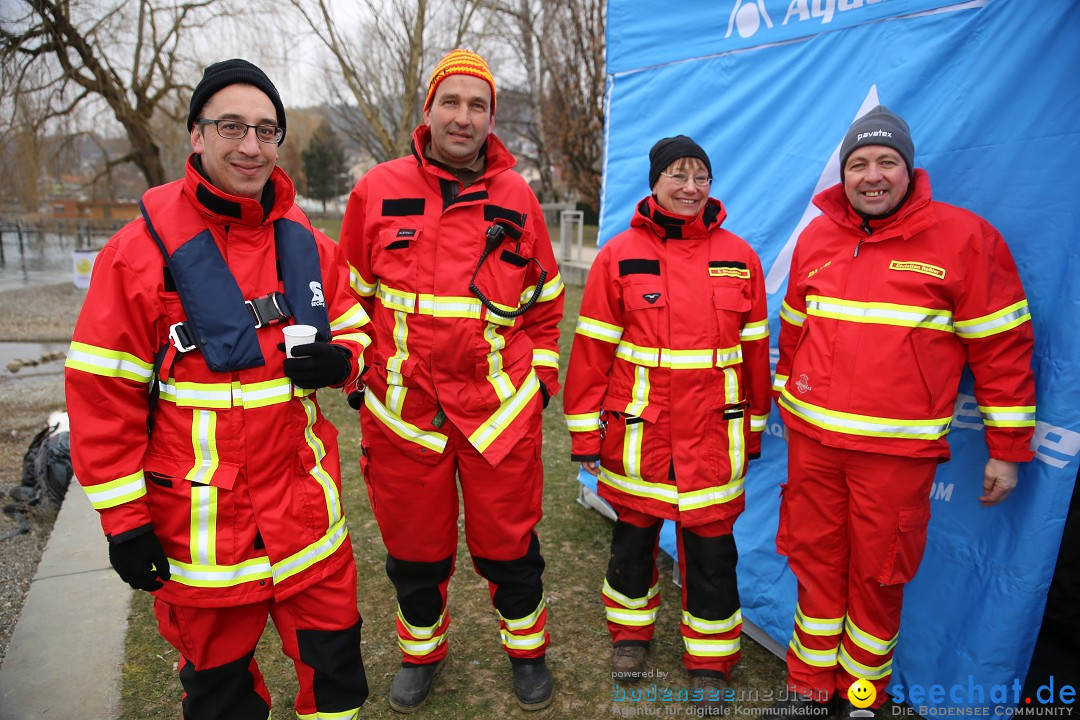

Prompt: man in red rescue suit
xmin=765 ymin=106 xmax=1036 ymax=719
xmin=563 ymin=136 xmax=772 ymax=711
xmin=64 ymin=60 xmax=371 ymax=720
xmin=338 ymin=50 xmax=563 ymax=713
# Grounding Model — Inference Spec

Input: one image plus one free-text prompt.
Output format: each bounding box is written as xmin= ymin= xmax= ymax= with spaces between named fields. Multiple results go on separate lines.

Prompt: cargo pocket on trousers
xmin=775 ymin=482 xmax=791 ymax=557
xmin=875 ymin=503 xmax=931 ymax=585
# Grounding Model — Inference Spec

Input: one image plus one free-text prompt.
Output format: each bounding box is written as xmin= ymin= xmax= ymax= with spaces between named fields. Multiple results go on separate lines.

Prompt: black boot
xmin=388 ymin=659 xmax=444 ymax=713
xmin=512 ymin=659 xmax=553 ymax=711
xmin=761 ymin=694 xmax=837 ymax=720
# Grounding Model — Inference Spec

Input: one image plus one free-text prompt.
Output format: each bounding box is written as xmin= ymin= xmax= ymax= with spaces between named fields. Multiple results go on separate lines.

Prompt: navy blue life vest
xmin=140 ymin=182 xmax=330 ymax=373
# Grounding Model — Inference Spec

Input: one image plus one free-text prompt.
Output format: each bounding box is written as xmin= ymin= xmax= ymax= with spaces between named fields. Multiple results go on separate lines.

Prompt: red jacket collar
xmin=813 ymin=168 xmax=935 ymax=238
xmin=631 ymin=195 xmax=728 ymax=240
xmin=182 ymin=154 xmax=296 ymax=226
xmin=410 ymin=124 xmax=517 ymax=181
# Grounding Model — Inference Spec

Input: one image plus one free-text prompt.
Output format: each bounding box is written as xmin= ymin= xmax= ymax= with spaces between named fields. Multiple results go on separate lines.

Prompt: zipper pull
xmin=854 ymin=240 xmax=863 ymax=257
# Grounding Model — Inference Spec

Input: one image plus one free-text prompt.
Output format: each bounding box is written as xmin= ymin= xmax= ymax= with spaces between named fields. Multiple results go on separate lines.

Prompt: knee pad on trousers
xmin=607 ymin=519 xmax=663 ymax=598
xmin=472 ymin=532 xmax=546 ymax=619
xmin=179 ymin=649 xmax=269 ymax=720
xmin=386 ymin=553 xmax=453 ymax=626
xmin=682 ymin=530 xmax=740 ymax=621
xmin=297 ymin=618 xmax=369 ymax=711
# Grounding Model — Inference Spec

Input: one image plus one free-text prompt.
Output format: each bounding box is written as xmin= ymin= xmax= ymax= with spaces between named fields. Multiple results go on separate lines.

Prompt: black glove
xmin=108 ymin=527 xmax=171 ymax=591
xmin=283 ymin=342 xmax=351 ymax=389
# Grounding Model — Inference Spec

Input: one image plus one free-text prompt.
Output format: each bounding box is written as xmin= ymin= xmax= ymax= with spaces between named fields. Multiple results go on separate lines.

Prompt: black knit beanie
xmin=187 ymin=59 xmax=287 ymax=145
xmin=649 ymin=135 xmax=712 ymax=189
xmin=839 ymin=105 xmax=913 ymax=180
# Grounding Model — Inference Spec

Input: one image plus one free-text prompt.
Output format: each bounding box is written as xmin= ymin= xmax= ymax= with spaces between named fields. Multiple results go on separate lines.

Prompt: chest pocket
xmin=472 ymin=227 xmax=536 ymax=313
xmin=711 ymin=282 xmax=750 ymax=343
xmin=621 ymin=284 xmax=667 ymax=347
xmin=372 ymin=227 xmax=421 ymax=308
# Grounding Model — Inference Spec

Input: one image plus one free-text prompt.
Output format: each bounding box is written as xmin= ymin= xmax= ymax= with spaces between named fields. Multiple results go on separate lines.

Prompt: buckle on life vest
xmin=168 ymin=322 xmax=197 ymax=353
xmin=246 ymin=292 xmax=292 ymax=329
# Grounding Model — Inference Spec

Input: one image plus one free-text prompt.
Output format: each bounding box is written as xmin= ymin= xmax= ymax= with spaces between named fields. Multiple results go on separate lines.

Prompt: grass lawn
xmin=118 ymin=282 xmax=789 ymax=719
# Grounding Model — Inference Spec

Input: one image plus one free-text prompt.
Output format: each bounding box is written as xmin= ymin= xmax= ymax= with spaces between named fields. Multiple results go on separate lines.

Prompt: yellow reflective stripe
xmin=789 ymin=634 xmax=839 ymax=668
xmin=376 ymin=284 xmax=416 ymax=312
xmin=400 ymin=634 xmax=448 ymax=655
xmin=598 ymin=466 xmax=677 ymax=504
xmin=500 ymin=627 xmax=546 ymax=651
xmin=602 ymin=578 xmax=660 ymax=609
xmin=843 ymin=617 xmax=898 ymax=655
xmin=157 ymin=378 xmax=295 ymax=410
xmin=531 ymin=348 xmax=559 ymax=369
xmin=625 ymin=366 xmax=651 ymax=417
xmin=349 ymin=263 xmax=376 ymax=297
xmin=190 ymin=485 xmax=218 ymax=567
xmin=333 ymin=331 xmax=371 ymax=349
xmin=386 ymin=311 xmax=410 ymax=374
xmin=65 ymin=341 xmax=154 ymax=383
xmin=615 ymin=341 xmax=660 ymax=366
xmin=722 ymin=367 xmax=739 ymax=406
xmin=773 ymin=373 xmax=789 ymax=393
xmin=683 ymin=636 xmax=741 ymax=657
xmin=500 ymin=598 xmax=546 ymax=631
xmin=416 ymin=293 xmax=484 ymax=318
xmin=483 ymin=324 xmax=515 ymax=403
xmin=186 ymin=410 xmax=219 ymax=484
xmin=740 ymin=319 xmax=770 ymax=341
xmin=168 ymin=556 xmax=273 ymax=587
xmin=83 ymin=470 xmax=146 ymax=510
xmin=565 ymin=412 xmax=601 ymax=432
xmin=271 ymin=516 xmax=349 ymax=585
xmin=330 ymin=303 xmax=371 ymax=332
xmin=297 ymin=708 xmax=360 ymax=720
xmin=397 ymin=606 xmax=447 ymax=640
xmin=750 ymin=414 xmax=768 ymax=432
xmin=576 ymin=315 xmax=623 ymax=344
xmin=678 ymin=477 xmax=745 ymax=513
xmin=364 ymin=391 xmax=447 ymax=453
xmin=623 ymin=419 xmax=644 ymax=480
xmin=726 ymin=413 xmax=745 ymax=483
xmin=979 ymin=405 xmax=1037 ymax=428
xmin=838 ymin=644 xmax=892 ymax=680
xmin=779 ymin=388 xmax=952 ymax=439
xmin=468 ymin=370 xmax=540 ymax=453
xmin=780 ymin=301 xmax=806 ymax=327
xmin=795 ymin=606 xmax=843 ymax=637
xmin=806 ymin=295 xmax=954 ymax=332
xmin=300 ymin=397 xmax=342 ymax=525
xmin=614 ymin=342 xmax=743 ymax=370
xmin=955 ymin=300 xmax=1031 ymax=339
xmin=385 ymin=384 xmax=407 ymax=416
xmin=716 ymin=346 xmax=743 ymax=368
xmin=521 ymin=271 xmax=565 ymax=304
xmin=682 ymin=609 xmax=741 ymax=635
xmin=606 ymin=605 xmax=659 ymax=626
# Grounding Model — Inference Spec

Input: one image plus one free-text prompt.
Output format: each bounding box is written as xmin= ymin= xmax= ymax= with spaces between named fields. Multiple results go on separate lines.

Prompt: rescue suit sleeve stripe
xmin=521 ymin=272 xmax=565 ymax=305
xmin=750 ymin=414 xmax=768 ymax=432
xmin=598 ymin=466 xmax=679 ymax=504
xmin=271 ymin=516 xmax=349 ymax=584
xmin=843 ymin=617 xmax=898 ymax=654
xmin=332 ymin=332 xmax=372 ymax=349
xmin=954 ymin=299 xmax=1031 ymax=339
xmin=602 ymin=578 xmax=660 ymax=609
xmin=838 ymin=644 xmax=892 ymax=680
xmin=780 ymin=301 xmax=806 ymax=327
xmin=531 ymin=348 xmax=559 ymax=368
xmin=330 ymin=303 xmax=372 ymax=332
xmin=364 ymin=391 xmax=448 ymax=453
xmin=167 ymin=556 xmax=274 ymax=586
xmin=499 ymin=599 xmax=546 ymax=631
xmin=83 ymin=470 xmax=147 ymax=510
xmin=789 ymin=635 xmax=839 ymax=667
xmin=740 ymin=319 xmax=770 ymax=341
xmin=978 ymin=405 xmax=1037 ymax=427
xmin=348 ymin=263 xmax=376 ymax=297
xmin=468 ymin=370 xmax=540 ymax=453
xmin=682 ymin=609 xmax=742 ymax=634
xmin=565 ymin=412 xmax=601 ymax=432
xmin=779 ymin=388 xmax=952 ymax=439
xmin=806 ymin=295 xmax=955 ymax=331
xmin=678 ymin=477 xmax=745 ymax=512
xmin=377 ymin=285 xmax=417 ymax=312
xmin=683 ymin=636 xmax=740 ymax=657
xmin=575 ymin=316 xmax=623 ymax=344
xmin=772 ymin=373 xmax=789 ymax=393
xmin=65 ymin=341 xmax=154 ymax=384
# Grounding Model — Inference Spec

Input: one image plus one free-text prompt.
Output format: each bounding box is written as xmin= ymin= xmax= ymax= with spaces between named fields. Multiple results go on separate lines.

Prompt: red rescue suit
xmin=65 ymin=158 xmax=372 ymax=718
xmin=563 ymin=196 xmax=771 ymax=675
xmin=339 ymin=125 xmax=564 ymax=665
xmin=774 ymin=170 xmax=1036 ymax=704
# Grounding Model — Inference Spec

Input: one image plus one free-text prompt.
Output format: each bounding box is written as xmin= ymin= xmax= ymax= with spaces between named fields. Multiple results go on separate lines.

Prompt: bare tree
xmin=1 ymin=0 xmax=235 ymax=188
xmin=283 ymin=0 xmax=488 ymax=164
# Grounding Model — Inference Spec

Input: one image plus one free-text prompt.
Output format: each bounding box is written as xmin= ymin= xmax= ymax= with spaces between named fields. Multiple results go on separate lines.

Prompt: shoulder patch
xmin=709 ymin=260 xmax=750 ymax=279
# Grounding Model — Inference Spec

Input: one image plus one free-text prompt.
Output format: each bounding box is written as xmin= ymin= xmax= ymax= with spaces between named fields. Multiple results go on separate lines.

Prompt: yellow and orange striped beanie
xmin=424 ymin=49 xmax=497 ymax=115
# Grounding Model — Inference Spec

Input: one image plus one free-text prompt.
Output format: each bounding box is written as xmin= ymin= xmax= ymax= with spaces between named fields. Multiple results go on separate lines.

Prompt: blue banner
xmin=597 ymin=0 xmax=1080 ymax=710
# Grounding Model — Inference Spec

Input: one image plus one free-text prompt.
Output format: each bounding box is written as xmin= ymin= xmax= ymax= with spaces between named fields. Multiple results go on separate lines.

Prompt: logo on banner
xmin=726 ymin=0 xmax=886 ymax=41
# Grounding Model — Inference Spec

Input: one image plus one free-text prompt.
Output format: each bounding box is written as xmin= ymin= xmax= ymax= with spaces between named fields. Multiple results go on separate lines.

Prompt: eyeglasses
xmin=197 ymin=118 xmax=283 ymax=144
xmin=661 ymin=171 xmax=712 ymax=187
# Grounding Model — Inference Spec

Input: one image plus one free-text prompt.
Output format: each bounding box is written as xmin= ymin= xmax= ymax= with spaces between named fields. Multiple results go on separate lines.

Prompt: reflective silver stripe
xmin=750 ymin=414 xmax=768 ymax=432
xmin=271 ymin=516 xmax=349 ymax=584
xmin=349 ymin=264 xmax=376 ymax=297
xmin=190 ymin=485 xmax=217 ymax=566
xmin=806 ymin=295 xmax=954 ymax=331
xmin=780 ymin=301 xmax=806 ymax=327
xmin=564 ymin=413 xmax=600 ymax=432
xmin=838 ymin=644 xmax=892 ymax=680
xmin=300 ymin=397 xmax=342 ymax=525
xmin=780 ymin=389 xmax=951 ymax=439
xmin=330 ymin=303 xmax=371 ymax=332
xmin=682 ymin=609 xmax=742 ymax=634
xmin=607 ymin=606 xmax=659 ymax=626
xmin=397 ymin=606 xmax=446 ymax=639
xmin=598 ymin=466 xmax=678 ymax=503
xmin=168 ymin=556 xmax=273 ymax=587
xmin=500 ymin=628 xmax=546 ymax=650
xmin=979 ymin=405 xmax=1036 ymax=427
xmin=186 ymin=410 xmax=218 ymax=484
xmin=83 ymin=470 xmax=146 ymax=510
xmin=789 ymin=635 xmax=838 ymax=667
xmin=795 ymin=606 xmax=843 ymax=636
xmin=365 ymin=391 xmax=447 ymax=453
xmin=740 ymin=319 xmax=769 ymax=341
xmin=576 ymin=316 xmax=623 ymax=344
xmin=623 ymin=419 xmax=644 ymax=480
xmin=844 ymin=617 xmax=897 ymax=654
xmin=678 ymin=477 xmax=744 ymax=512
xmin=625 ymin=366 xmax=651 ymax=416
xmin=955 ymin=300 xmax=1030 ymax=339
xmin=683 ymin=636 xmax=740 ymax=657
xmin=602 ymin=578 xmax=660 ymax=609
xmin=500 ymin=599 xmax=546 ymax=631
xmin=66 ymin=341 xmax=154 ymax=383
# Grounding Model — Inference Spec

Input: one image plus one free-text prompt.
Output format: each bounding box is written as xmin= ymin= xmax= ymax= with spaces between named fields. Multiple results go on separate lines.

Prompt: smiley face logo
xmin=848 ymin=678 xmax=876 ymax=709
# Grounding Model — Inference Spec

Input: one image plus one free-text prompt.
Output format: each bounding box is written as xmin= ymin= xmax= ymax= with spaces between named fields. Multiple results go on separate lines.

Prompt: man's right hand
xmin=108 ymin=529 xmax=171 ymax=591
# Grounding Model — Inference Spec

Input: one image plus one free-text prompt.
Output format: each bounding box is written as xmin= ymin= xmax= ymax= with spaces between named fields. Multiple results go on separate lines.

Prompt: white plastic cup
xmin=282 ymin=324 xmax=318 ymax=358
